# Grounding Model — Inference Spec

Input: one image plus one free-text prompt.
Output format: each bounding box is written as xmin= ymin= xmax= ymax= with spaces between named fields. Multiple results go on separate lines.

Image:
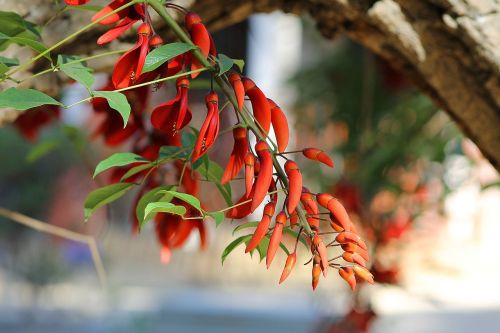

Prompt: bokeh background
xmin=1 ymin=10 xmax=500 ymax=333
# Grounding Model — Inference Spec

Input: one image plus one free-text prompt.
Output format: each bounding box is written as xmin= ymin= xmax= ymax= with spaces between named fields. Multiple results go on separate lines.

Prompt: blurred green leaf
xmin=84 ymin=183 xmax=134 ymax=221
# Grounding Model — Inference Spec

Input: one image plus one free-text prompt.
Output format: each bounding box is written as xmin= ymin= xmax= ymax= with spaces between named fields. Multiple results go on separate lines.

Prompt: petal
xmin=97 ymin=18 xmax=137 ymax=45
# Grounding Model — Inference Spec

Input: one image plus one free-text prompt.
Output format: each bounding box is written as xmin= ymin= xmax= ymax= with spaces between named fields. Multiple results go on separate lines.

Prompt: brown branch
xmin=0 ymin=207 xmax=107 ymax=289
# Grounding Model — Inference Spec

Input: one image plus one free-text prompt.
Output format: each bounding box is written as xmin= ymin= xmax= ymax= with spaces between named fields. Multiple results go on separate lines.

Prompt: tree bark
xmin=1 ymin=0 xmax=499 ymax=171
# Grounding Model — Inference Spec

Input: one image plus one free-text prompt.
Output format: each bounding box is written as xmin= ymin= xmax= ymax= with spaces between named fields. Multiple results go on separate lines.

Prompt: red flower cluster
xmin=64 ymin=0 xmax=372 ymax=288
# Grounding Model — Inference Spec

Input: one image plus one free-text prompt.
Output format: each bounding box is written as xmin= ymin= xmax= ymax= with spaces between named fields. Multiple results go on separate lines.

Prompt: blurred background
xmin=1 ymin=10 xmax=500 ymax=333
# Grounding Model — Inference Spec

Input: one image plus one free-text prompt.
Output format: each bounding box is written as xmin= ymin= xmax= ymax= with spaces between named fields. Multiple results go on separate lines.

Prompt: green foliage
xmin=93 ymin=152 xmax=147 ymax=177
xmin=221 ymin=234 xmax=252 ymax=264
xmin=216 ymin=54 xmax=234 ymax=76
xmin=142 ymin=42 xmax=196 ymax=73
xmin=84 ymin=183 xmax=134 ymax=221
xmin=26 ymin=139 xmax=61 ymax=163
xmin=0 ymin=87 xmax=61 ymax=110
xmin=92 ymin=91 xmax=131 ymax=127
xmin=58 ymin=54 xmax=95 ymax=89
xmin=0 ymin=55 xmax=19 ymax=74
xmin=194 ymin=159 xmax=232 ymax=206
xmin=135 ymin=185 xmax=175 ymax=225
xmin=143 ymin=202 xmax=187 ymax=222
xmin=206 ymin=211 xmax=224 ymax=227
xmin=0 ymin=11 xmax=49 ymax=59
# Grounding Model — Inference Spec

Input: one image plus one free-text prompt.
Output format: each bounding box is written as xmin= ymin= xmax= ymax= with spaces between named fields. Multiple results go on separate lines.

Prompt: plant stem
xmin=148 ymin=0 xmax=314 ymax=236
xmin=63 ymin=68 xmax=207 ymax=109
xmin=4 ymin=0 xmax=142 ymax=81
xmin=0 ymin=207 xmax=107 ymax=289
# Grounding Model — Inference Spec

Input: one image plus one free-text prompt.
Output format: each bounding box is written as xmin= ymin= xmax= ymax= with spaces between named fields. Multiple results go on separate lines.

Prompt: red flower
xmin=154 ymin=199 xmax=206 ymax=264
xmin=184 ymin=12 xmax=216 ymax=78
xmin=92 ymin=0 xmax=145 ymax=25
xmin=92 ymin=1 xmax=145 ymax=44
xmin=151 ymin=77 xmax=192 ymax=138
xmin=111 ymin=23 xmax=151 ymax=89
xmin=221 ymin=127 xmax=248 ymax=184
xmin=64 ymin=0 xmax=91 ymax=5
xmin=192 ymin=92 xmax=220 ymax=162
xmin=13 ymin=105 xmax=60 ymax=141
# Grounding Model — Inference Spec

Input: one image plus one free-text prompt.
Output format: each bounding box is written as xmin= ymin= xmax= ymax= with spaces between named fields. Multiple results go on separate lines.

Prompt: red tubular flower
xmin=228 ymin=72 xmax=245 ymax=112
xmin=65 ymin=0 xmax=91 ymax=5
xmin=92 ymin=0 xmax=145 ymax=25
xmin=266 ymin=211 xmax=286 ymax=268
xmin=342 ymin=243 xmax=370 ymax=262
xmin=353 ymin=266 xmax=375 ymax=284
xmin=339 ymin=267 xmax=357 ymax=291
xmin=279 ymin=252 xmax=297 ymax=284
xmin=242 ymin=78 xmax=271 ymax=136
xmin=268 ymin=99 xmax=289 ymax=153
xmin=317 ymin=193 xmax=352 ymax=232
xmin=151 ymin=77 xmax=192 ymax=138
xmin=284 ymin=160 xmax=302 ymax=215
xmin=221 ymin=127 xmax=248 ymax=184
xmin=111 ymin=23 xmax=151 ymax=89
xmin=244 ymin=152 xmax=255 ymax=197
xmin=93 ymin=0 xmax=145 ymax=44
xmin=225 ymin=186 xmax=254 ymax=219
xmin=245 ymin=202 xmax=275 ymax=253
xmin=312 ymin=255 xmax=321 ymax=290
xmin=251 ymin=141 xmax=273 ymax=212
xmin=301 ymin=189 xmax=320 ymax=231
xmin=185 ymin=12 xmax=216 ymax=78
xmin=192 ymin=92 xmax=220 ymax=162
xmin=97 ymin=17 xmax=137 ymax=45
xmin=313 ymin=235 xmax=329 ymax=277
xmin=302 ymin=148 xmax=334 ymax=168
xmin=13 ymin=105 xmax=60 ymax=141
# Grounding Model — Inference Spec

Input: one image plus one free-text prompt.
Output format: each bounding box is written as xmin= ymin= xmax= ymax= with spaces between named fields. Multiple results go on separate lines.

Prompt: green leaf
xmin=93 ymin=91 xmax=131 ymax=127
xmin=221 ymin=235 xmax=252 ymax=265
xmin=158 ymin=145 xmax=186 ymax=160
xmin=0 ymin=87 xmax=61 ymax=110
xmin=142 ymin=42 xmax=196 ymax=73
xmin=84 ymin=183 xmax=134 ymax=221
xmin=255 ymin=236 xmax=270 ymax=262
xmin=194 ymin=160 xmax=232 ymax=206
xmin=0 ymin=11 xmax=41 ymax=52
xmin=160 ymin=191 xmax=202 ymax=212
xmin=283 ymin=228 xmax=308 ymax=249
xmin=26 ymin=139 xmax=60 ymax=163
xmin=0 ymin=56 xmax=19 ymax=75
xmin=217 ymin=54 xmax=234 ymax=76
xmin=120 ymin=163 xmax=154 ymax=181
xmin=207 ymin=211 xmax=224 ymax=227
xmin=136 ymin=185 xmax=174 ymax=224
xmin=181 ymin=130 xmax=196 ymax=147
xmin=0 ymin=56 xmax=19 ymax=67
xmin=233 ymin=59 xmax=245 ymax=72
xmin=93 ymin=152 xmax=147 ymax=178
xmin=58 ymin=54 xmax=95 ymax=89
xmin=232 ymin=221 xmax=260 ymax=235
xmin=4 ymin=35 xmax=50 ymax=60
xmin=143 ymin=202 xmax=187 ymax=222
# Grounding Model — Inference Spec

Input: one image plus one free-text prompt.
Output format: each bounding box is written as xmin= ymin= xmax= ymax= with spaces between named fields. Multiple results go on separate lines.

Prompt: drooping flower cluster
xmin=58 ymin=0 xmax=374 ymax=289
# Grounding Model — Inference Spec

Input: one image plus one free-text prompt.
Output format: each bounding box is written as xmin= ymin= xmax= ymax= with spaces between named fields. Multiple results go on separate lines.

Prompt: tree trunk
xmin=1 ymin=0 xmax=499 ymax=171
